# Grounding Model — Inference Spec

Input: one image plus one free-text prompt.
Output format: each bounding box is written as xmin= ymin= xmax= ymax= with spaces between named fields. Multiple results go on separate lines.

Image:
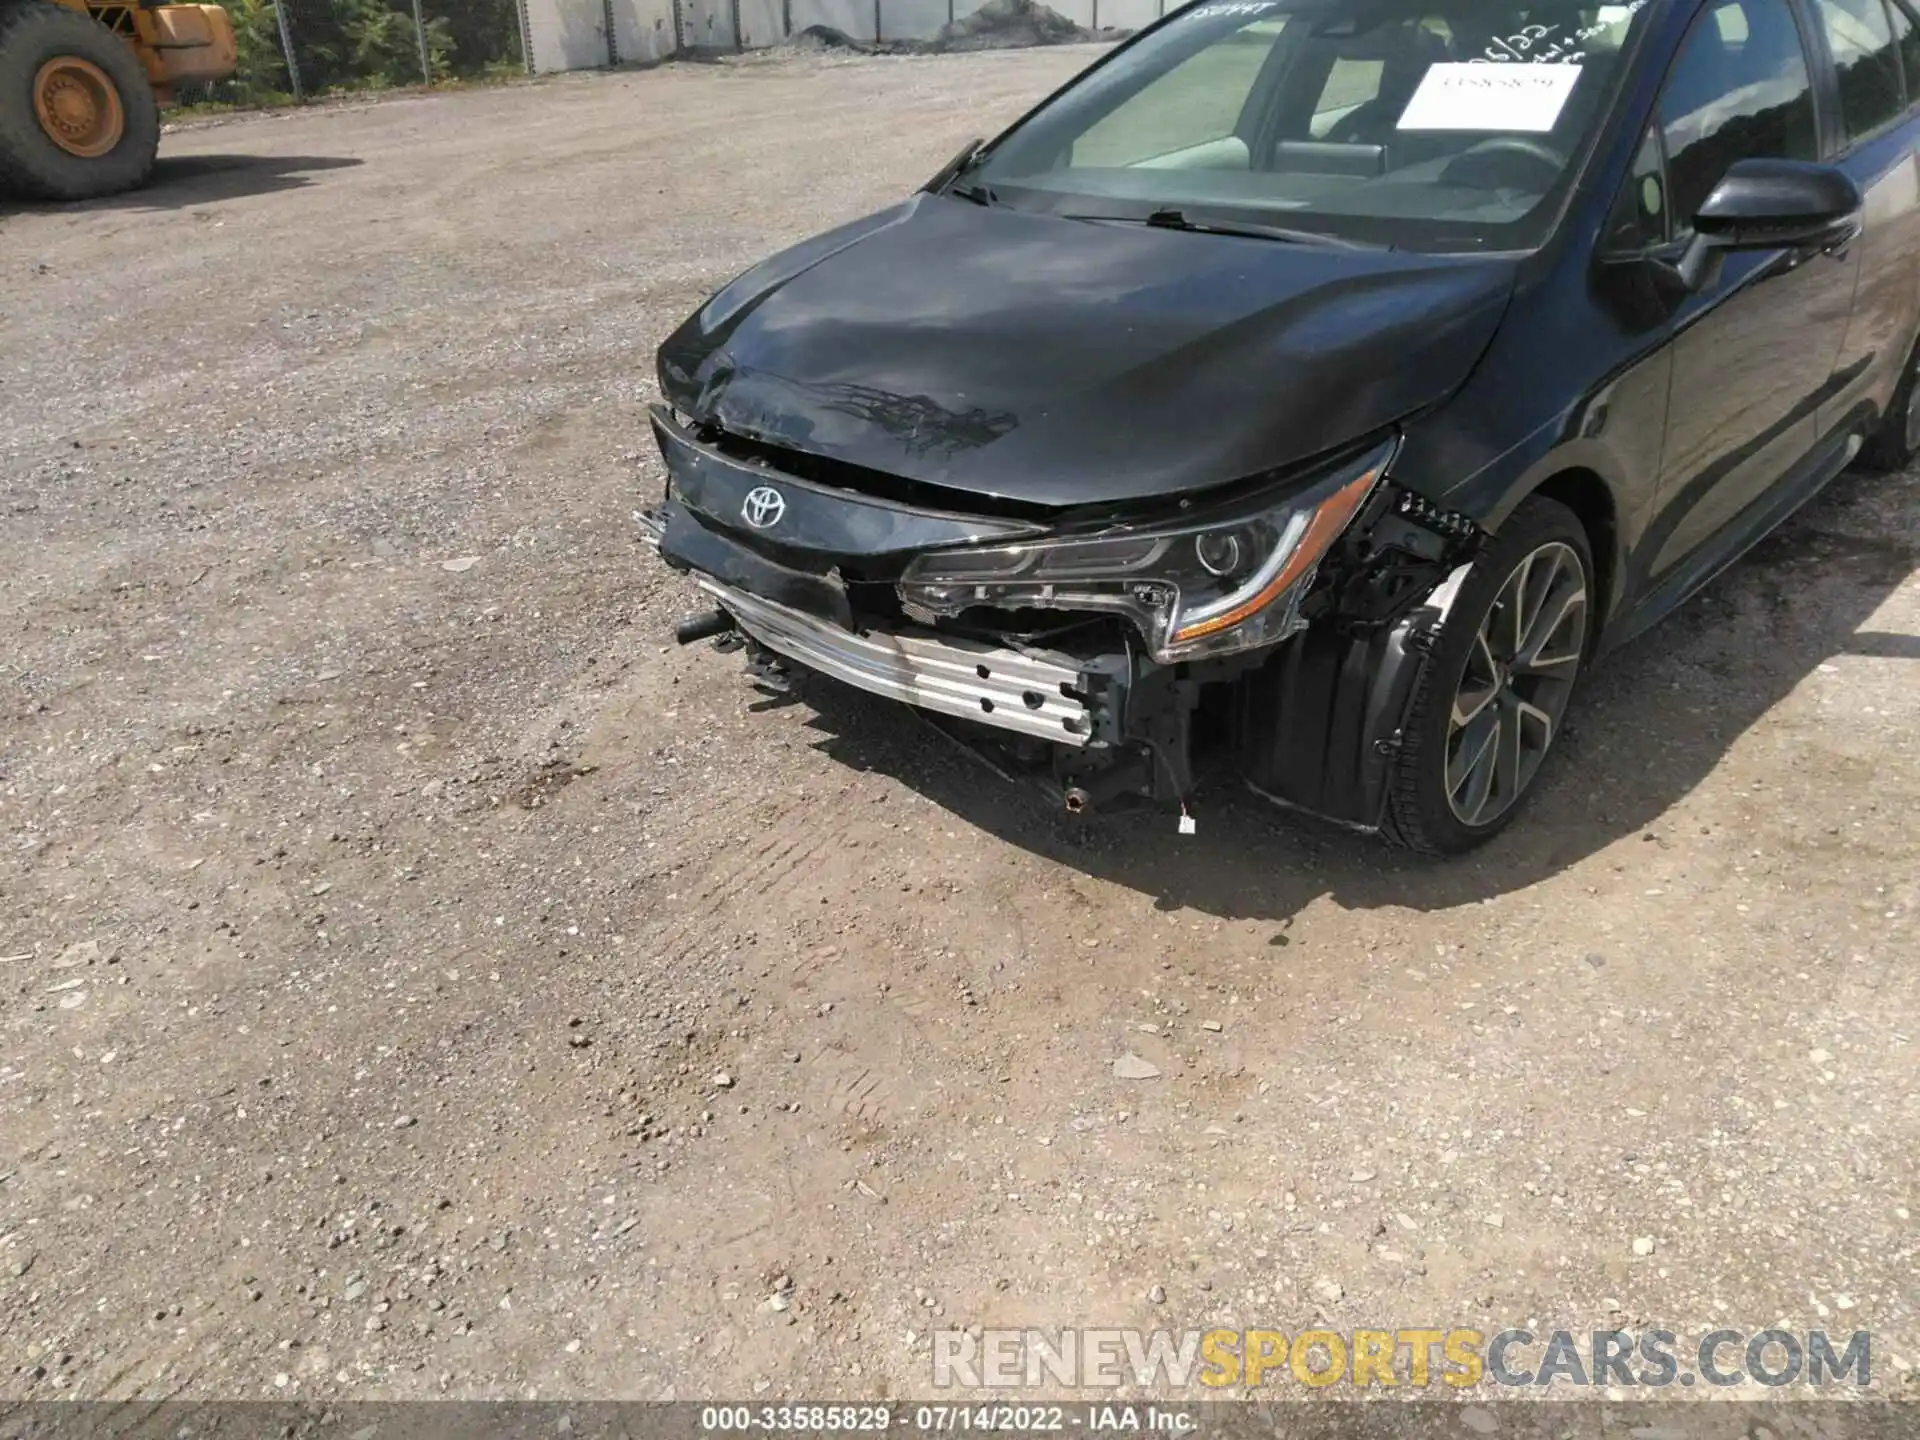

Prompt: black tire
xmin=1857 ymin=335 xmax=1920 ymax=473
xmin=1382 ymin=495 xmax=1594 ymax=855
xmin=0 ymin=0 xmax=158 ymax=201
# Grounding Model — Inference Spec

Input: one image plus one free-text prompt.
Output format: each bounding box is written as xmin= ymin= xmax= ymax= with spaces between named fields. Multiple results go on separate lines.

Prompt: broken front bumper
xmin=691 ymin=576 xmax=1097 ymax=748
xmin=636 ymin=405 xmax=1132 ymax=760
xmin=636 ymin=405 xmax=1465 ymax=823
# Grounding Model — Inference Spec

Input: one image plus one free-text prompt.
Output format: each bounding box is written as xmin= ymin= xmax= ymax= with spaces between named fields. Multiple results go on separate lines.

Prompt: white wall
xmin=738 ymin=0 xmax=785 ymax=47
xmin=610 ymin=0 xmax=680 ymax=62
xmin=523 ymin=0 xmax=612 ymax=73
xmin=679 ymin=0 xmax=740 ymax=49
xmin=948 ymin=0 xmax=1165 ymax=26
xmin=789 ymin=0 xmax=877 ymax=41
xmin=523 ymin=0 xmax=1150 ymax=72
xmin=1100 ymin=0 xmax=1164 ymax=26
xmin=878 ymin=0 xmax=947 ymax=40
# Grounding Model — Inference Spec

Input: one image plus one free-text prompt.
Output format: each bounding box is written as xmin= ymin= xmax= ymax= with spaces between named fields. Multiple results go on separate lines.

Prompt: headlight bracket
xmin=1311 ymin=484 xmax=1485 ymax=631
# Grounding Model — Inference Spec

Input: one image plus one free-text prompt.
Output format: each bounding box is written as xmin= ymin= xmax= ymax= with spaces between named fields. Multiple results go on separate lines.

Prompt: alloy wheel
xmin=1444 ymin=540 xmax=1589 ymax=827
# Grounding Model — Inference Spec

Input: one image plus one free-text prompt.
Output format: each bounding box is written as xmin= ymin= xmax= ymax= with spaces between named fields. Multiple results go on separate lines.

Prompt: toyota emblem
xmin=741 ymin=486 xmax=787 ymax=530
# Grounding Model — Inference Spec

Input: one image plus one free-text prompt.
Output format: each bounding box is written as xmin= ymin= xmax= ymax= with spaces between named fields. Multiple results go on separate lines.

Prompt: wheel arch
xmin=1235 ymin=462 xmax=1620 ymax=841
xmin=1475 ymin=458 xmax=1627 ymax=653
xmin=1524 ymin=467 xmax=1620 ymax=650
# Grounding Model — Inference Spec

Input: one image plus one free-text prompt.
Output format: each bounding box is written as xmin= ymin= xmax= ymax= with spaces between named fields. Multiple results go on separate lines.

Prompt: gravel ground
xmin=1 ymin=46 xmax=1917 ymax=1404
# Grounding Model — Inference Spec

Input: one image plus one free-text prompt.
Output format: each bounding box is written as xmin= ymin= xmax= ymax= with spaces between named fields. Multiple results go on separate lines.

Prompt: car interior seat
xmin=1321 ymin=27 xmax=1455 ymax=146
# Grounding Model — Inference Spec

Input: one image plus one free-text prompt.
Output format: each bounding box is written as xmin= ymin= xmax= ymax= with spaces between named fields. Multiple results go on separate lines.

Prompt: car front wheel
xmin=1858 ymin=334 xmax=1920 ymax=472
xmin=1383 ymin=496 xmax=1592 ymax=854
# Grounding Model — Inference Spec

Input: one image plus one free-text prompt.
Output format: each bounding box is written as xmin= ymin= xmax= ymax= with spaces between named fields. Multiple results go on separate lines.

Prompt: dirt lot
xmin=2 ymin=46 xmax=1918 ymax=1404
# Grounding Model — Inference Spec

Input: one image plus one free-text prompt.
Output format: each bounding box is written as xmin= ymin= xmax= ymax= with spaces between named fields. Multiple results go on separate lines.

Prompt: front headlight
xmin=897 ymin=441 xmax=1393 ymax=664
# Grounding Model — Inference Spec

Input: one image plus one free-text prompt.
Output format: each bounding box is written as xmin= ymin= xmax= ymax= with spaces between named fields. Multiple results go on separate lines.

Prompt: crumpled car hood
xmin=658 ymin=193 xmax=1517 ymax=511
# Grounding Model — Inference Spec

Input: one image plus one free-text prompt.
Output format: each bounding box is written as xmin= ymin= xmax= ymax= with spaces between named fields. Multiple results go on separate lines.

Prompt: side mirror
xmin=1665 ymin=158 xmax=1864 ymax=292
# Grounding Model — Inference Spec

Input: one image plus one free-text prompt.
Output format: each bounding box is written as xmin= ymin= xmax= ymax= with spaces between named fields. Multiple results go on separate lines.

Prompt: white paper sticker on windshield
xmin=1396 ymin=62 xmax=1584 ymax=133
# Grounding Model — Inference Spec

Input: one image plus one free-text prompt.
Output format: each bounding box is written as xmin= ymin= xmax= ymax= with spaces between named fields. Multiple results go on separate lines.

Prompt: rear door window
xmin=1891 ymin=0 xmax=1920 ymax=96
xmin=1813 ymin=0 xmax=1906 ymax=140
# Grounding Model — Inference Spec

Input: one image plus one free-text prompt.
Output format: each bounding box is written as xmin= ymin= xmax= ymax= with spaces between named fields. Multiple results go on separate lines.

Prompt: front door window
xmin=1660 ymin=0 xmax=1819 ymax=226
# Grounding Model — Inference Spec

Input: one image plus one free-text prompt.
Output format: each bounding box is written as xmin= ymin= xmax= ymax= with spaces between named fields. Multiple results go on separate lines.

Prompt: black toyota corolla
xmin=640 ymin=0 xmax=1920 ymax=852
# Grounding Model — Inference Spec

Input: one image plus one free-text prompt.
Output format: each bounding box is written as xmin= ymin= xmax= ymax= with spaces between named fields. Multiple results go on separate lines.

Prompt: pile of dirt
xmin=790 ymin=23 xmax=870 ymax=51
xmin=912 ymin=0 xmax=1120 ymax=52
xmin=720 ymin=22 xmax=874 ymax=65
xmin=723 ymin=1 xmax=1126 ymax=65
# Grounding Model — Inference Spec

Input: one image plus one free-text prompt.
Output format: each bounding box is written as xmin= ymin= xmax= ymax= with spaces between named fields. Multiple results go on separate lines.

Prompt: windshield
xmin=968 ymin=0 xmax=1656 ymax=251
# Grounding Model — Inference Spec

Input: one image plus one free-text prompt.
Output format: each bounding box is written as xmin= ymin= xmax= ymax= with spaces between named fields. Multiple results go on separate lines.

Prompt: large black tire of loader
xmin=0 ymin=0 xmax=159 ymax=201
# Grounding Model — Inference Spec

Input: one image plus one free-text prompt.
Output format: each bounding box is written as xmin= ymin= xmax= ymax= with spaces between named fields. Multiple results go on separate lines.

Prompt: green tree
xmin=195 ymin=0 xmax=525 ymax=105
xmin=437 ymin=0 xmax=523 ymax=73
xmin=342 ymin=0 xmax=452 ymax=85
xmin=178 ymin=0 xmax=289 ymax=106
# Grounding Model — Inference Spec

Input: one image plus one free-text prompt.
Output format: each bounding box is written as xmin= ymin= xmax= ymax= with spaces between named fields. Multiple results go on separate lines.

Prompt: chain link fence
xmin=179 ymin=0 xmax=525 ymax=108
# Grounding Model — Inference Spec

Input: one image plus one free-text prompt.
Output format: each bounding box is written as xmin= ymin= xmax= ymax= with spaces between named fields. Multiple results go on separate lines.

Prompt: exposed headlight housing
xmin=897 ymin=440 xmax=1393 ymax=663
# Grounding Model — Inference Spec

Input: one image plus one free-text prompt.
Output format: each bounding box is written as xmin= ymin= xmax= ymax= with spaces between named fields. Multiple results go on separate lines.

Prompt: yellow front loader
xmin=0 ymin=0 xmax=236 ymax=199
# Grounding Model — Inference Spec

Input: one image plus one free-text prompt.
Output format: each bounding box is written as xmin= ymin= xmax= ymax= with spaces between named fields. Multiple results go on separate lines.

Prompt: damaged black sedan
xmin=641 ymin=0 xmax=1920 ymax=852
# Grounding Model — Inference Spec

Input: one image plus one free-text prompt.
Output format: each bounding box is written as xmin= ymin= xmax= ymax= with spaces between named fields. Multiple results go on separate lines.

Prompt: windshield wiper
xmin=950 ymin=180 xmax=1002 ymax=207
xmin=924 ymin=137 xmax=1004 ymax=207
xmin=1064 ymin=207 xmax=1364 ymax=248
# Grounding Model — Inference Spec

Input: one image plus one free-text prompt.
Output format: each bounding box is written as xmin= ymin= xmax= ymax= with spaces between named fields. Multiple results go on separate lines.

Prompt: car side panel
xmin=1820 ymin=123 xmax=1920 ymax=436
xmin=1644 ymin=242 xmax=1856 ymax=582
xmin=1399 ymin=261 xmax=1673 ymax=643
xmin=1392 ymin=0 xmax=1683 ymax=646
xmin=1413 ymin=0 xmax=1918 ymax=656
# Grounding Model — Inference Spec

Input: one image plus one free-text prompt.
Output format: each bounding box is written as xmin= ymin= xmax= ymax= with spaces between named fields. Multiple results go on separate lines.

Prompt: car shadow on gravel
xmin=790 ymin=466 xmax=1919 ymax=923
xmin=0 ymin=154 xmax=362 ymax=216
